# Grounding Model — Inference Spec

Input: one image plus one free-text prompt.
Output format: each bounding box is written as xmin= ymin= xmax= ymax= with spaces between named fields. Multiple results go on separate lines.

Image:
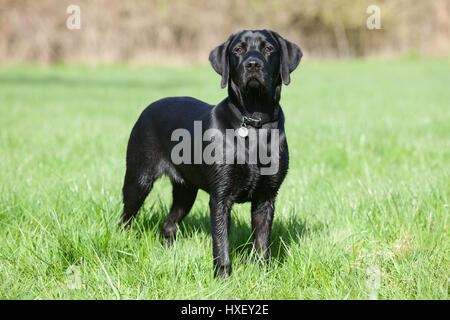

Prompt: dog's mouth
xmin=244 ymin=76 xmax=264 ymax=90
xmin=247 ymin=78 xmax=261 ymax=87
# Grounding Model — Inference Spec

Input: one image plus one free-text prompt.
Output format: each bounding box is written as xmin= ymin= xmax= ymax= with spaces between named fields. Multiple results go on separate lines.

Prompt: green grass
xmin=0 ymin=58 xmax=448 ymax=299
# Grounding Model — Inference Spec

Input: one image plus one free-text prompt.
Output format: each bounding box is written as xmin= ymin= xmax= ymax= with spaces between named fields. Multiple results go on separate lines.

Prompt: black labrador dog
xmin=120 ymin=30 xmax=302 ymax=277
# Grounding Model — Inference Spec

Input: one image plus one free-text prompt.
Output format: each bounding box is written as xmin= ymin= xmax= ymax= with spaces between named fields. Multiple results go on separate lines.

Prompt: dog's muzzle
xmin=244 ymin=57 xmax=263 ymax=72
xmin=243 ymin=57 xmax=265 ymax=89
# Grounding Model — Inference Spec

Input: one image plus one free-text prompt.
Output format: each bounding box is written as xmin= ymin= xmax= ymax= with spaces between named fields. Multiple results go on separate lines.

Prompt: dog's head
xmin=209 ymin=30 xmax=302 ymax=91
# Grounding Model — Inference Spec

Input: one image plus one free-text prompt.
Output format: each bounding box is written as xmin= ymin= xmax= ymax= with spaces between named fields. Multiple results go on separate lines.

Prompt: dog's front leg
xmin=251 ymin=197 xmax=275 ymax=263
xmin=209 ymin=195 xmax=232 ymax=278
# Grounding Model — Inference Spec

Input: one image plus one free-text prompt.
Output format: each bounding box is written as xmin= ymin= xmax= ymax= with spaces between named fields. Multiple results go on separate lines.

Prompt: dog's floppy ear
xmin=269 ymin=31 xmax=302 ymax=85
xmin=209 ymin=33 xmax=236 ymax=89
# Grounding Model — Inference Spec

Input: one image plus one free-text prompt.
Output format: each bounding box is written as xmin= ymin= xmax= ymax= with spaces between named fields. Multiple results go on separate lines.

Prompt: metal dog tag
xmin=238 ymin=125 xmax=248 ymax=138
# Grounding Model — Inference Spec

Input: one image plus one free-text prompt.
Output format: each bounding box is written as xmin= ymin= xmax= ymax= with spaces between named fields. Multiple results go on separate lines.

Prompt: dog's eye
xmin=264 ymin=46 xmax=273 ymax=54
xmin=234 ymin=47 xmax=245 ymax=55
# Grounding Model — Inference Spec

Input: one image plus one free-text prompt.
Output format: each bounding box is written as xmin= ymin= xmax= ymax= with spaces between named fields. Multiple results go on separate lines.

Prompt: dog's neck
xmin=228 ymin=80 xmax=281 ymax=125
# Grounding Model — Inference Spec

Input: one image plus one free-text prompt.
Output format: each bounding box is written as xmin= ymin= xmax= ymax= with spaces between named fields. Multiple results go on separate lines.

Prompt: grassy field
xmin=0 ymin=58 xmax=448 ymax=299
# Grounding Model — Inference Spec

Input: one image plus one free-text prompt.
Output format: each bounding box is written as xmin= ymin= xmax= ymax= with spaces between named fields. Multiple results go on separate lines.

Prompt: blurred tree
xmin=0 ymin=0 xmax=448 ymax=64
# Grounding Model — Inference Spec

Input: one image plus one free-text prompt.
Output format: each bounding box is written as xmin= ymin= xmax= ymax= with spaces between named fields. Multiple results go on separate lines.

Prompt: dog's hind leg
xmin=120 ymin=166 xmax=154 ymax=228
xmin=162 ymin=182 xmax=198 ymax=242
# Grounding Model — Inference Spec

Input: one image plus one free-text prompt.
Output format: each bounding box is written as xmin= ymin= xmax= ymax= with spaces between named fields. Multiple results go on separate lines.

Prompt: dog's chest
xmin=222 ymin=130 xmax=287 ymax=202
xmin=230 ymin=163 xmax=280 ymax=203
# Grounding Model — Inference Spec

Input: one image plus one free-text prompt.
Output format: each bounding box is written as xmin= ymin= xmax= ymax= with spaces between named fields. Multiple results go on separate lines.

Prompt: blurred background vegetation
xmin=0 ymin=0 xmax=448 ymax=64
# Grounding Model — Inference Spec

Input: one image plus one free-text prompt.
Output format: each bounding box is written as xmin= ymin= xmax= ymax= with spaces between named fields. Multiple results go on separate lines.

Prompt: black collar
xmin=227 ymin=81 xmax=280 ymax=128
xmin=242 ymin=114 xmax=278 ymax=128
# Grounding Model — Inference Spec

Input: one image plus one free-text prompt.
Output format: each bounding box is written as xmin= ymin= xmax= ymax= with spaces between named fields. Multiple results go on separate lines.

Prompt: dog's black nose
xmin=244 ymin=58 xmax=262 ymax=71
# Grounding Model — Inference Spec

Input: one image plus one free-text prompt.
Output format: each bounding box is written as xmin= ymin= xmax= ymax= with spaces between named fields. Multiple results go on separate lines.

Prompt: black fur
xmin=120 ymin=30 xmax=302 ymax=278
